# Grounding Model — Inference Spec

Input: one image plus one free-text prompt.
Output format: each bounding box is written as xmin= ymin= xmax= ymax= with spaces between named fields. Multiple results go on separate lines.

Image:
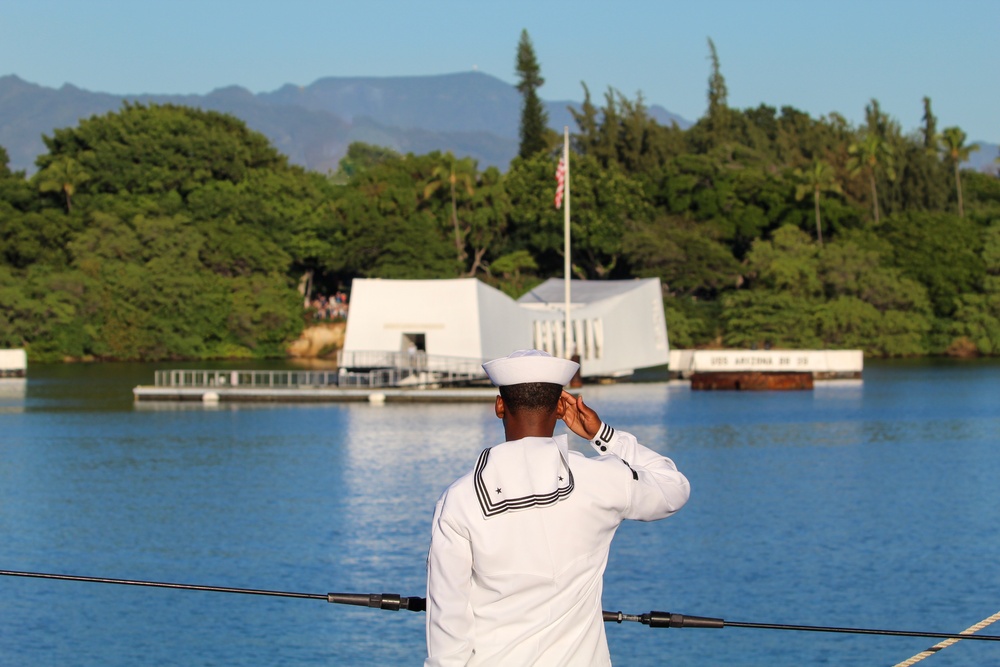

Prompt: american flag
xmin=554 ymin=156 xmax=566 ymax=209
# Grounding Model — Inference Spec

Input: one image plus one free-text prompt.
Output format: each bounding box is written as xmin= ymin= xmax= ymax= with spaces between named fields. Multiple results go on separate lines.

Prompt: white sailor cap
xmin=482 ymin=349 xmax=579 ymax=387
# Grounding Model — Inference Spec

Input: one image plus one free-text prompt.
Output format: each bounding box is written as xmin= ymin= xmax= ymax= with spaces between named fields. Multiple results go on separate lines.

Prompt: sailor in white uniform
xmin=425 ymin=350 xmax=690 ymax=666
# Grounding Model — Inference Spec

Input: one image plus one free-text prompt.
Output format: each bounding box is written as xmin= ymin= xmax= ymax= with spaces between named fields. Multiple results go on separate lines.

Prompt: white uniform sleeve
xmin=589 ymin=422 xmax=690 ymax=521
xmin=425 ymin=493 xmax=475 ymax=667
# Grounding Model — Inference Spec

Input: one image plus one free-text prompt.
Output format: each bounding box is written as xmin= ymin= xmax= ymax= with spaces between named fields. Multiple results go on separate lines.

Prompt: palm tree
xmin=36 ymin=156 xmax=90 ymax=213
xmin=794 ymin=159 xmax=842 ymax=246
xmin=847 ymin=133 xmax=895 ymax=223
xmin=423 ymin=154 xmax=476 ymax=266
xmin=938 ymin=126 xmax=979 ymax=217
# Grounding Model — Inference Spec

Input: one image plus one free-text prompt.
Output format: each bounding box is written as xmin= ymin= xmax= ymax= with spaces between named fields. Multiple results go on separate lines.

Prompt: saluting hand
xmin=559 ymin=391 xmax=602 ymax=440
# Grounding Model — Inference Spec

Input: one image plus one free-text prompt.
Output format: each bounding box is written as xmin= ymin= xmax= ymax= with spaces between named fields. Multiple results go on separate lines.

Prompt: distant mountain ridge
xmin=0 ymin=72 xmax=690 ymax=174
xmin=4 ymin=73 xmax=995 ymax=176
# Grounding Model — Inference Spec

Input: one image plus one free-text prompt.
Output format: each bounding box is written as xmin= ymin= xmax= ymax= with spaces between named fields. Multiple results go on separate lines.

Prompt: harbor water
xmin=1 ymin=360 xmax=998 ymax=666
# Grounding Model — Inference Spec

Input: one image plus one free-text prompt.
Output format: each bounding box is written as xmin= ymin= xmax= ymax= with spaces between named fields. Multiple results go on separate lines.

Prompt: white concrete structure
xmin=341 ymin=277 xmax=670 ymax=379
xmin=0 ymin=349 xmax=27 ymax=377
xmin=667 ymin=349 xmax=863 ymax=379
xmin=341 ymin=278 xmax=533 ymax=376
xmin=517 ymin=278 xmax=669 ymax=378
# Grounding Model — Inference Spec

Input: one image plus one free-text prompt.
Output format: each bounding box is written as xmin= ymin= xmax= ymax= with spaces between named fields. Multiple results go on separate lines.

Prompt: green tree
xmin=39 ymin=102 xmax=285 ymax=199
xmin=813 ymin=296 xmax=929 ymax=356
xmin=938 ymin=126 xmax=978 ymax=217
xmin=720 ymin=290 xmax=822 ymax=349
xmin=0 ymin=264 xmax=96 ymax=360
xmin=62 ymin=211 xmax=302 ymax=360
xmin=329 ymin=152 xmax=456 ymax=280
xmin=8 ymin=103 xmax=347 ymax=361
xmin=651 ymin=152 xmax=795 ymax=258
xmin=515 ymin=29 xmax=550 ymax=159
xmin=662 ymin=296 xmax=722 ymax=349
xmin=705 ymin=38 xmax=729 ymax=143
xmin=464 ymin=166 xmax=510 ymax=277
xmin=488 ymin=249 xmax=539 ymax=297
xmin=893 ymin=128 xmax=950 ymax=212
xmin=794 ymin=159 xmax=842 ymax=246
xmin=570 ymin=83 xmax=601 ymax=157
xmin=504 ymin=152 xmax=649 ymax=279
xmin=962 ymin=170 xmax=1000 ymax=219
xmin=948 ymin=222 xmax=1000 ymax=355
xmin=423 ymin=153 xmax=476 ymax=267
xmin=744 ymin=225 xmax=822 ymax=298
xmin=720 ymin=226 xmax=933 ymax=355
xmin=35 ymin=155 xmax=90 ymax=213
xmin=571 ymin=86 xmax=682 ymax=176
xmin=332 ymin=142 xmax=400 ymax=183
xmin=847 ymin=131 xmax=895 ymax=223
xmin=879 ymin=211 xmax=984 ymax=323
xmin=0 ymin=145 xmax=33 ymax=213
xmin=817 ymin=232 xmax=931 ymax=313
xmin=622 ymin=215 xmax=740 ymax=298
xmin=0 ymin=209 xmax=84 ymax=269
xmin=921 ymin=96 xmax=938 ymax=151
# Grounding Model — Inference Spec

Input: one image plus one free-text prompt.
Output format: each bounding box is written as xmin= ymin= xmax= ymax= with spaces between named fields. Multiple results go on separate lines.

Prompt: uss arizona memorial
xmin=340 ymin=277 xmax=669 ymax=380
xmin=339 ymin=277 xmax=862 ymax=382
xmin=134 ymin=276 xmax=861 ymax=401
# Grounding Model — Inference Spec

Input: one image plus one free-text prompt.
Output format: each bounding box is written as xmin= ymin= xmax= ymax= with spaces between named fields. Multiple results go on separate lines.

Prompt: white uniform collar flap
xmin=474 ymin=434 xmax=574 ymax=519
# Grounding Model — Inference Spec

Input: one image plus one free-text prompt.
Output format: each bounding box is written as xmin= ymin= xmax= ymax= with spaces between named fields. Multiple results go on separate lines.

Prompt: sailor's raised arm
xmin=560 ymin=391 xmax=689 ymax=520
xmin=590 ymin=422 xmax=690 ymax=520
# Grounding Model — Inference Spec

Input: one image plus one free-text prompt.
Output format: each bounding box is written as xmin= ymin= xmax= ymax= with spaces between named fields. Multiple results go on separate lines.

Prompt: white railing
xmin=154 ymin=369 xmax=409 ymax=389
xmin=153 ymin=357 xmax=488 ymax=390
xmin=338 ymin=350 xmax=486 ymax=376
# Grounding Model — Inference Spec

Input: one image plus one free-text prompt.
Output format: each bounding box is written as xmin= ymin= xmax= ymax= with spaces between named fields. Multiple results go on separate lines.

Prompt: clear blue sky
xmin=2 ymin=0 xmax=997 ymax=142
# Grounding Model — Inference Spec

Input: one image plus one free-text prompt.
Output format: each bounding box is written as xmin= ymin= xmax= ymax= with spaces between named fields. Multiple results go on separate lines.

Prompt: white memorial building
xmin=340 ymin=277 xmax=669 ymax=380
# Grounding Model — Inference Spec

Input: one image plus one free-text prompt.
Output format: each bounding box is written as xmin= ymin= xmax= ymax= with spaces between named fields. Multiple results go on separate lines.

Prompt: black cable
xmin=0 ymin=570 xmax=424 ymax=611
xmin=603 ymin=610 xmax=1000 ymax=642
xmin=4 ymin=569 xmax=999 ymax=642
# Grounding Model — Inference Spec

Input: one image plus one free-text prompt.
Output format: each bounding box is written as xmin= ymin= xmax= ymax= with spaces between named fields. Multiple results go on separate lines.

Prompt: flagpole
xmin=563 ymin=126 xmax=571 ymax=360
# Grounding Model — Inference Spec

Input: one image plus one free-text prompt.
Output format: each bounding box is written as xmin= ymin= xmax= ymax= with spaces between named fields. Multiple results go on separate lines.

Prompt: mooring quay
xmin=133 ymin=352 xmax=500 ymax=403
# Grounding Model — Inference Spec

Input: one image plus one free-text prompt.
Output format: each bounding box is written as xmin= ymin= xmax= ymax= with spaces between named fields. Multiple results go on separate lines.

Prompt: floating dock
xmin=134 ymin=385 xmax=500 ymax=403
xmin=669 ymin=349 xmax=862 ymax=390
xmin=133 ymin=368 xmax=498 ymax=403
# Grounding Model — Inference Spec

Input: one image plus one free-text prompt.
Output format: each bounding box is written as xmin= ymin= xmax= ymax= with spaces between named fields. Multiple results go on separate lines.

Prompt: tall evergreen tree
xmin=515 ymin=29 xmax=549 ymax=159
xmin=706 ymin=38 xmax=729 ymax=142
xmin=921 ymin=97 xmax=938 ymax=151
xmin=570 ymin=83 xmax=601 ymax=157
xmin=865 ymin=99 xmax=888 ymax=137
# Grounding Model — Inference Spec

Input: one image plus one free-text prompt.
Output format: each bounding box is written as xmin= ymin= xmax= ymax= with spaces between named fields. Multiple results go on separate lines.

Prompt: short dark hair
xmin=499 ymin=382 xmax=562 ymax=414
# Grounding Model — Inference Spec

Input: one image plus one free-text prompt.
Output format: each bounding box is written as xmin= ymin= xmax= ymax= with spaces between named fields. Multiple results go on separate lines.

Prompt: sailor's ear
xmin=494 ymin=395 xmax=505 ymax=420
xmin=555 ymin=395 xmax=567 ymax=418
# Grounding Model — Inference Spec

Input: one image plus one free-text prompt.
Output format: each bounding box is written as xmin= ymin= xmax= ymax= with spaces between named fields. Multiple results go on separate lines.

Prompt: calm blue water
xmin=1 ymin=360 xmax=999 ymax=666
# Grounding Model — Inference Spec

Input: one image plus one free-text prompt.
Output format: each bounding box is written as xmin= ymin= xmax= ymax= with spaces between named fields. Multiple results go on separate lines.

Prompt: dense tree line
xmin=0 ymin=105 xmax=329 ymax=361
xmin=1 ymin=39 xmax=998 ymax=362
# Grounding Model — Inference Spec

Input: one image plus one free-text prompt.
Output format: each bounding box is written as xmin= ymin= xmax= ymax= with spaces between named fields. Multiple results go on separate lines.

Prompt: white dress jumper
xmin=425 ymin=423 xmax=690 ymax=667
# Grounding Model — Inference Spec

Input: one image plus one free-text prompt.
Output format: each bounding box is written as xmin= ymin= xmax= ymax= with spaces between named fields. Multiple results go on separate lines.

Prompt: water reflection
xmin=0 ymin=378 xmax=26 ymax=413
xmin=134 ymin=400 xmax=256 ymax=412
